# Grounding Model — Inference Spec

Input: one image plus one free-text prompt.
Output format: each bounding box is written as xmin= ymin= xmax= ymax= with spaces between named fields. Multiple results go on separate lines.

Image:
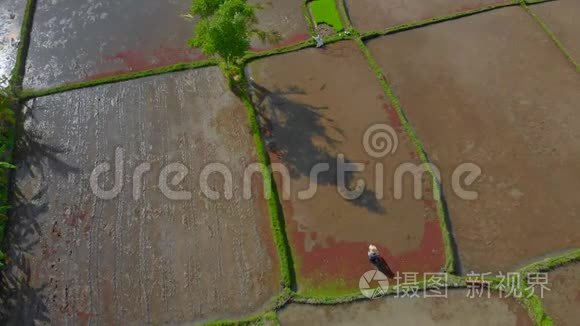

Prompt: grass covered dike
xmin=238 ymin=81 xmax=297 ymax=290
xmin=3 ymin=0 xmax=576 ymax=324
xmin=0 ymin=92 xmax=17 ymax=267
xmin=0 ymin=0 xmax=37 ymax=267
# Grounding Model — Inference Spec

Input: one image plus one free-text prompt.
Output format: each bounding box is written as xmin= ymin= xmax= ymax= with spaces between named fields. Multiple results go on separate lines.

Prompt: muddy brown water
xmin=0 ymin=0 xmax=25 ymax=87
xmin=22 ymin=0 xmax=310 ymax=89
xmin=531 ymin=0 xmax=580 ymax=64
xmin=23 ymin=0 xmax=202 ymax=89
xmin=249 ymin=0 xmax=311 ymax=51
xmin=367 ymin=7 xmax=580 ymax=273
xmin=0 ymin=68 xmax=280 ymax=324
xmin=541 ymin=263 xmax=580 ymax=325
xmin=248 ymin=41 xmax=444 ymax=293
xmin=278 ymin=290 xmax=532 ymax=325
xmin=344 ymin=0 xmax=505 ymax=32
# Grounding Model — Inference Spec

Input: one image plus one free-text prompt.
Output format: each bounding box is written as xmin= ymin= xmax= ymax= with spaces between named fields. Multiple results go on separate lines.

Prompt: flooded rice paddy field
xmin=248 ymin=41 xmax=444 ymax=294
xmin=541 ymin=263 xmax=580 ymax=325
xmin=0 ymin=0 xmax=579 ymax=324
xmin=530 ymin=0 xmax=580 ymax=63
xmin=249 ymin=0 xmax=310 ymax=51
xmin=1 ymin=68 xmax=280 ymax=324
xmin=366 ymin=6 xmax=580 ymax=274
xmin=23 ymin=0 xmax=202 ymax=89
xmin=23 ymin=0 xmax=310 ymax=89
xmin=0 ymin=0 xmax=25 ymax=86
xmin=344 ymin=0 xmax=506 ymax=32
xmin=278 ymin=290 xmax=532 ymax=325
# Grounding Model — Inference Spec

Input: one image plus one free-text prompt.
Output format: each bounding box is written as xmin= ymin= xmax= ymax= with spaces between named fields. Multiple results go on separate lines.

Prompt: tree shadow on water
xmin=0 ymin=102 xmax=80 ymax=324
xmin=250 ymin=81 xmax=384 ymax=214
xmin=6 ymin=102 xmax=80 ymax=259
xmin=19 ymin=103 xmax=81 ymax=177
xmin=0 ymin=254 xmax=49 ymax=325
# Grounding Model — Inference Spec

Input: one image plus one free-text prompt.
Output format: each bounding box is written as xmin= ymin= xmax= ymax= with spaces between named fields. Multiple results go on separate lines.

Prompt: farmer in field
xmin=368 ymin=244 xmax=380 ymax=264
xmin=368 ymin=244 xmax=395 ymax=278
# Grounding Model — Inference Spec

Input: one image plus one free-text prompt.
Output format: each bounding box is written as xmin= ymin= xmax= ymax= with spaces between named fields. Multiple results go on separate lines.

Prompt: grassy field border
xmin=238 ymin=71 xmax=296 ymax=289
xmin=0 ymin=0 xmax=37 ymax=267
xmin=517 ymin=249 xmax=580 ymax=275
xmin=302 ymin=0 xmax=316 ymax=35
xmin=9 ymin=0 xmax=37 ymax=92
xmin=524 ymin=0 xmax=556 ymax=4
xmin=335 ymin=0 xmax=353 ymax=31
xmin=0 ymin=96 xmax=17 ymax=266
xmin=19 ymin=59 xmax=217 ymax=100
xmin=520 ymin=2 xmax=579 ymax=72
xmin=518 ymin=282 xmax=554 ymax=325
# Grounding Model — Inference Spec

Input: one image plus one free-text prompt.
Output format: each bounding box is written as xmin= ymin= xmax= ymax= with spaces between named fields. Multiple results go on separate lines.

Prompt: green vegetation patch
xmin=0 ymin=91 xmax=17 ymax=266
xmin=297 ymin=278 xmax=356 ymax=298
xmin=308 ymin=0 xmax=344 ymax=32
xmin=10 ymin=0 xmax=37 ymax=91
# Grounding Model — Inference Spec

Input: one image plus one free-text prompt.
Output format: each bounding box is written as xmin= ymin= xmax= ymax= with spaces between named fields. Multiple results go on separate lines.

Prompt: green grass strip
xmin=244 ymin=32 xmax=352 ymax=64
xmin=0 ymin=95 xmax=17 ymax=267
xmin=262 ymin=311 xmax=280 ymax=326
xmin=308 ymin=0 xmax=344 ymax=32
xmin=9 ymin=0 xmax=37 ymax=92
xmin=520 ymin=2 xmax=579 ymax=73
xmin=19 ymin=60 xmax=217 ymax=100
xmin=292 ymin=292 xmax=365 ymax=305
xmin=361 ymin=0 xmax=517 ymax=40
xmin=238 ymin=79 xmax=296 ymax=289
xmin=518 ymin=282 xmax=554 ymax=325
xmin=525 ymin=0 xmax=556 ymax=4
xmin=354 ymin=38 xmax=457 ymax=274
xmin=517 ymin=249 xmax=580 ymax=275
xmin=0 ymin=0 xmax=33 ymax=268
xmin=293 ymin=277 xmax=458 ymax=305
xmin=244 ymin=39 xmax=316 ymax=62
xmin=335 ymin=0 xmax=353 ymax=30
xmin=302 ymin=0 xmax=316 ymax=35
xmin=266 ymin=287 xmax=293 ymax=311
